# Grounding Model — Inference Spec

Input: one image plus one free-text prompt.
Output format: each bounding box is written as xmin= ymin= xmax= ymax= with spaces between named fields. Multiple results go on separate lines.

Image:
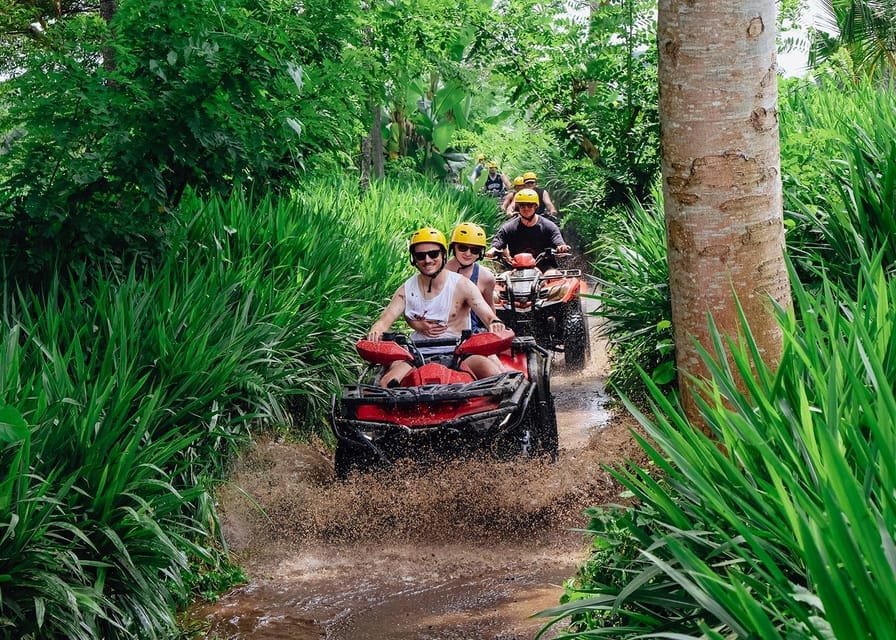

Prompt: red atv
xmin=491 ymin=249 xmax=590 ymax=370
xmin=329 ymin=330 xmax=558 ymax=477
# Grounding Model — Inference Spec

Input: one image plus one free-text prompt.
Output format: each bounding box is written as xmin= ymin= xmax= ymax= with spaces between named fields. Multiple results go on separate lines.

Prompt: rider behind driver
xmin=483 ymin=162 xmax=511 ymax=198
xmin=501 ymin=176 xmax=525 ymax=217
xmin=485 ymin=189 xmax=570 ymax=270
xmin=446 ymin=222 xmax=496 ymax=332
xmin=522 ymin=171 xmax=559 ymax=220
xmin=367 ymin=227 xmax=506 ymax=388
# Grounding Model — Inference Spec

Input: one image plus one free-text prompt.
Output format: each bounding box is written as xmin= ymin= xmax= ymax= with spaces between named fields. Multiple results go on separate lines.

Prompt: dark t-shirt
xmin=491 ymin=216 xmax=565 ymax=265
xmin=484 ymin=173 xmax=505 ymax=197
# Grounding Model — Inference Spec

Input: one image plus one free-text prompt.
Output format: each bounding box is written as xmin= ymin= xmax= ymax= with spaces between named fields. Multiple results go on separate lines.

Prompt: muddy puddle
xmin=190 ymin=309 xmax=643 ymax=639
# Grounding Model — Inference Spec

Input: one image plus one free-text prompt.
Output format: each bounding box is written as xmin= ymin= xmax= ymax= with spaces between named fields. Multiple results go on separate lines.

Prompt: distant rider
xmin=501 ymin=176 xmax=525 ymax=217
xmin=482 ymin=162 xmax=511 ymax=199
xmin=469 ymin=153 xmax=487 ymax=184
xmin=485 ymin=189 xmax=570 ymax=270
xmin=367 ymin=227 xmax=506 ymax=387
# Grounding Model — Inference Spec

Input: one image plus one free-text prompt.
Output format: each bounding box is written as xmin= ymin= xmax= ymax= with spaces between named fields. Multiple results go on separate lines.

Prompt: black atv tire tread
xmin=563 ymin=309 xmax=589 ymax=371
xmin=533 ymin=377 xmax=559 ymax=460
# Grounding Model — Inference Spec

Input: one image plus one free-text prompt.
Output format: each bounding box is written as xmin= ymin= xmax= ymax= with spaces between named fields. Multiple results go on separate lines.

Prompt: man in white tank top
xmin=367 ymin=227 xmax=507 ymax=388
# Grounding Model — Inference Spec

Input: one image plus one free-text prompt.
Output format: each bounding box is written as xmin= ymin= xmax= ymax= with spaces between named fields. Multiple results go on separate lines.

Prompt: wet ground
xmin=190 ymin=293 xmax=645 ymax=639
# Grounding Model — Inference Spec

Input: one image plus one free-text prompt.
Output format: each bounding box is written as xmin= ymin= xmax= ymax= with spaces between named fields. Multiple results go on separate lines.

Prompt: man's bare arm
xmin=541 ymin=190 xmax=558 ymax=217
xmin=368 ymin=286 xmax=407 ymax=341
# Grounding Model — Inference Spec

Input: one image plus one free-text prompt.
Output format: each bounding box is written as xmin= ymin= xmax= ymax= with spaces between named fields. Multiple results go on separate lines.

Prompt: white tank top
xmin=404 ymin=270 xmax=470 ymax=348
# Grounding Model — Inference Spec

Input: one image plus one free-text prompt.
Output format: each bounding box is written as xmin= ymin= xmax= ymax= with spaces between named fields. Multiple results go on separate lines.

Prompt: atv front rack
xmin=343 ymin=370 xmax=525 ymax=405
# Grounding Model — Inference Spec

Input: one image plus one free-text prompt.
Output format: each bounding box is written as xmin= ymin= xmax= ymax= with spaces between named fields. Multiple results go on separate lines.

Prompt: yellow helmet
xmin=476 ymin=154 xmax=486 ymax=162
xmin=487 ymin=162 xmax=497 ymax=169
xmin=523 ymin=171 xmax=537 ymax=182
xmin=450 ymin=222 xmax=487 ymax=249
xmin=515 ymin=188 xmax=540 ymax=205
xmin=409 ymin=227 xmax=448 ymax=253
xmin=513 ymin=176 xmax=525 ymax=187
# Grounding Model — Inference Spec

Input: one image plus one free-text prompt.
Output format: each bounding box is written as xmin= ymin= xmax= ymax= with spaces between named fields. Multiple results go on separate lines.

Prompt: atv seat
xmin=400 ymin=361 xmax=475 ymax=386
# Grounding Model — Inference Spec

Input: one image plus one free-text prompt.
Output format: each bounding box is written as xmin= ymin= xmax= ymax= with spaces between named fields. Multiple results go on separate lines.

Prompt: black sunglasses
xmin=455 ymin=244 xmax=482 ymax=255
xmin=413 ymin=249 xmax=442 ymax=261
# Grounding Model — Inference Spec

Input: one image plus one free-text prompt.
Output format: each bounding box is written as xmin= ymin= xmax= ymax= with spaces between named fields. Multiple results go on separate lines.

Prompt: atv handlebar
xmin=488 ymin=248 xmax=570 ymax=269
xmin=381 ymin=331 xmax=472 ymax=349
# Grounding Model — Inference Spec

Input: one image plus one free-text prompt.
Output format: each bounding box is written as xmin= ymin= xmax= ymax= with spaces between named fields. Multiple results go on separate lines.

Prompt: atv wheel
xmin=334 ymin=440 xmax=379 ymax=478
xmin=531 ymin=376 xmax=559 ymax=461
xmin=492 ymin=422 xmax=533 ymax=460
xmin=562 ymin=305 xmax=589 ymax=371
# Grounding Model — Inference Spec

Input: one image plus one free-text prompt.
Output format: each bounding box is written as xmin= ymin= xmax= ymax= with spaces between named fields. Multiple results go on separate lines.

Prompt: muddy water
xmin=190 ymin=308 xmax=638 ymax=639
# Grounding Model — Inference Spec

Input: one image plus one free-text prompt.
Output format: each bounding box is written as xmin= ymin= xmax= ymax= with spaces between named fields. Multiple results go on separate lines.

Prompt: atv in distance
xmin=329 ymin=330 xmax=558 ymax=478
xmin=491 ymin=249 xmax=590 ymax=371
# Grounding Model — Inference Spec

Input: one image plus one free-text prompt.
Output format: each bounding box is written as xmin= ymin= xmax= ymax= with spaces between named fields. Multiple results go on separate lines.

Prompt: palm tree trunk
xmin=658 ymin=0 xmax=792 ymax=427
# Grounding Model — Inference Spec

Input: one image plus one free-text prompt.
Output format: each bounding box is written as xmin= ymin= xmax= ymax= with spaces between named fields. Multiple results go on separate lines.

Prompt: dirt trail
xmin=190 ymin=311 xmax=645 ymax=639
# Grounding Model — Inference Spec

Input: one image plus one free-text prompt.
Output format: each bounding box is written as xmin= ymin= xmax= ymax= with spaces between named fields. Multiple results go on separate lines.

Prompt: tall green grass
xmin=539 ymin=253 xmax=896 ymax=638
xmin=780 ymin=77 xmax=896 ymax=289
xmin=0 ymin=176 xmax=489 ymax=638
xmin=592 ymin=183 xmax=674 ymax=397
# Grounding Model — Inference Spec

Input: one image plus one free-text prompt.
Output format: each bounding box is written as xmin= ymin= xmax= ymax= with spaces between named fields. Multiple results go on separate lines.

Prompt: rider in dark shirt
xmin=483 ymin=162 xmax=510 ymax=199
xmin=485 ymin=189 xmax=569 ymax=270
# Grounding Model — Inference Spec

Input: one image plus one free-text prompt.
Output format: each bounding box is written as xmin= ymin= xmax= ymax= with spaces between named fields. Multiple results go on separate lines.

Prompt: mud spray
xmin=190 ymin=327 xmax=648 ymax=639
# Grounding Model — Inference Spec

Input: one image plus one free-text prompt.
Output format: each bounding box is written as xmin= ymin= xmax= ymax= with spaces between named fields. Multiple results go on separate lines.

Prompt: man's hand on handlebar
xmin=487 ymin=319 xmax=506 ymax=333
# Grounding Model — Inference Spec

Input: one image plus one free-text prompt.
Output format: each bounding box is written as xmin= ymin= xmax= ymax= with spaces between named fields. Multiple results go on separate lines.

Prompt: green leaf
xmin=432 ymin=121 xmax=456 ymax=152
xmin=0 ymin=405 xmax=28 ymax=444
xmin=649 ymin=360 xmax=676 ymax=385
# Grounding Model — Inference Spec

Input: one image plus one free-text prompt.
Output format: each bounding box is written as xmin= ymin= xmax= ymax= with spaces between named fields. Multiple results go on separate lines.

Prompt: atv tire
xmin=334 ymin=440 xmax=379 ymax=478
xmin=492 ymin=420 xmax=533 ymax=460
xmin=531 ymin=375 xmax=559 ymax=461
xmin=562 ymin=304 xmax=589 ymax=371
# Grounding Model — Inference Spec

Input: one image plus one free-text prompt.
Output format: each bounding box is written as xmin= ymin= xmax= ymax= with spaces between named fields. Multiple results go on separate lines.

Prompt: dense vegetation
xmin=542 ymin=70 xmax=896 ymax=640
xmin=2 ymin=0 xmax=895 ymax=638
xmin=0 ymin=178 xmax=496 ymax=638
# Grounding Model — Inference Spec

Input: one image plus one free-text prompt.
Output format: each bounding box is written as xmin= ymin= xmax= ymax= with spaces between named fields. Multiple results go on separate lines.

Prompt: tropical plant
xmin=481 ymin=0 xmax=660 ymax=207
xmin=809 ymin=0 xmax=896 ymax=78
xmin=361 ymin=0 xmax=498 ymax=179
xmin=592 ymin=184 xmax=674 ymax=397
xmin=0 ymin=0 xmax=367 ymax=282
xmin=780 ymin=75 xmax=896 ymax=290
xmin=540 ymin=253 xmax=896 ymax=638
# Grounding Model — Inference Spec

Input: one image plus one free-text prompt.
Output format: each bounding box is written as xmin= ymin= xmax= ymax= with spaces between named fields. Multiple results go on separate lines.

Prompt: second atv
xmin=491 ymin=249 xmax=590 ymax=370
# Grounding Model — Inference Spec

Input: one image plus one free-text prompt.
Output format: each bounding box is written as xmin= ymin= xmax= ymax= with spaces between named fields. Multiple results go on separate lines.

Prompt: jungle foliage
xmin=0 ymin=0 xmax=665 ymax=284
xmin=545 ymin=68 xmax=896 ymax=640
xmin=1 ymin=0 xmax=369 ymax=282
xmin=541 ymin=250 xmax=896 ymax=639
xmin=0 ymin=177 xmax=496 ymax=638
